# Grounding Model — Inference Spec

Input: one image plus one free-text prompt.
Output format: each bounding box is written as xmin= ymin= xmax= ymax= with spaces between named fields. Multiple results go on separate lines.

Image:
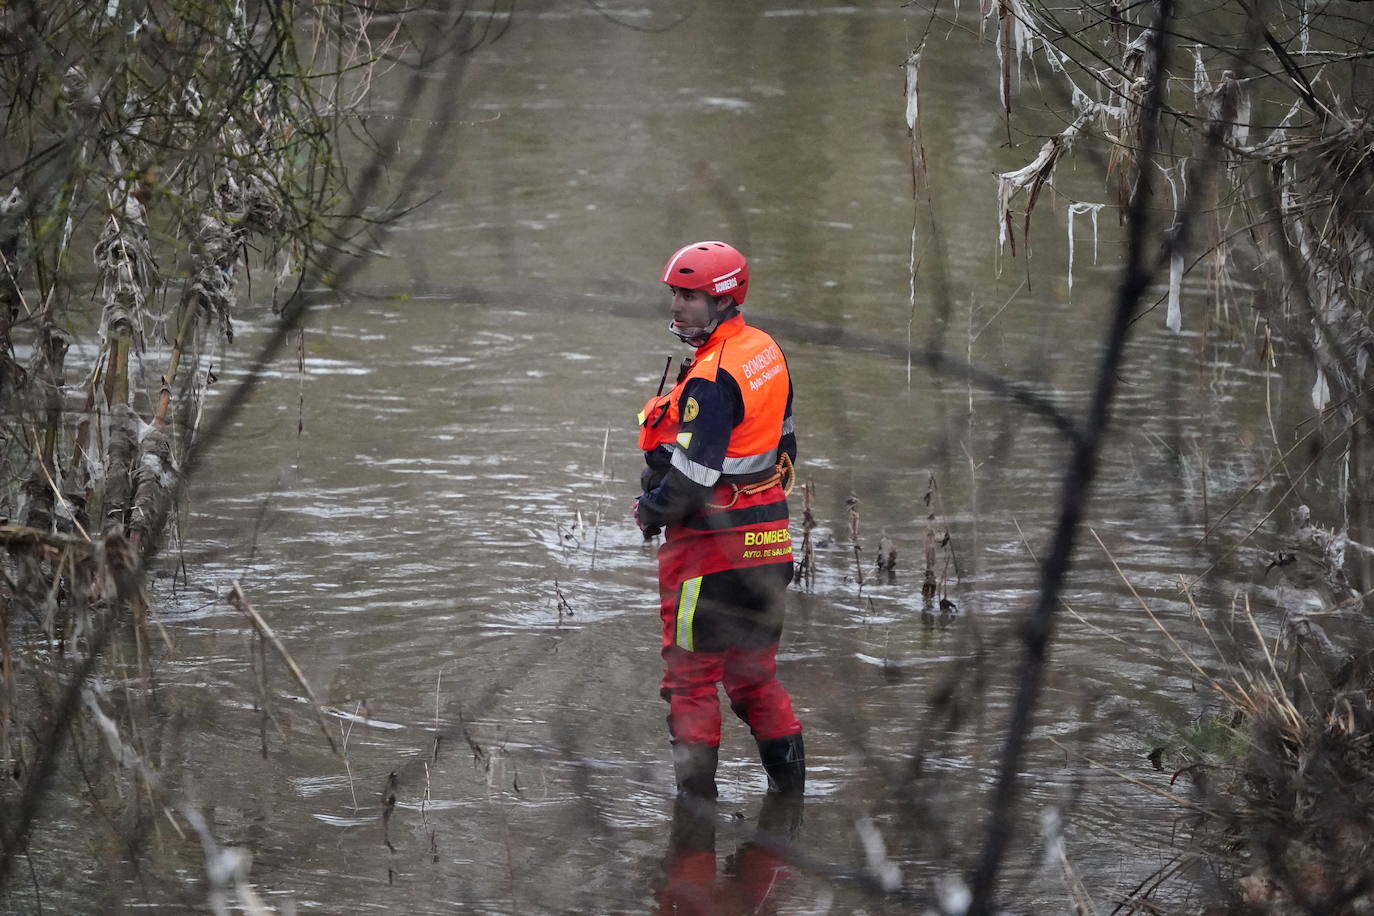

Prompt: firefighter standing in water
xmin=634 ymin=240 xmax=805 ymax=799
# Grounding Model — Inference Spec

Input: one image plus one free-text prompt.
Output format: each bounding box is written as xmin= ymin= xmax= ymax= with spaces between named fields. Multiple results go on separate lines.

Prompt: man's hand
xmin=633 ymin=498 xmax=661 ymax=539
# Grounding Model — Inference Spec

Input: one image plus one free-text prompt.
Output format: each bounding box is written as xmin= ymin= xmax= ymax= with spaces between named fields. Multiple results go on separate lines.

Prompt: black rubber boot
xmin=757 ymin=733 xmax=805 ymax=796
xmin=672 ymin=742 xmax=720 ymax=799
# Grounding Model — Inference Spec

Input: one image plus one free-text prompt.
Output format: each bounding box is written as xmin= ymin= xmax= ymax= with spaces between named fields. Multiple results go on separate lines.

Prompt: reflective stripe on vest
xmin=721 ymin=450 xmax=777 ymax=475
xmin=672 ymin=448 xmax=721 ymax=487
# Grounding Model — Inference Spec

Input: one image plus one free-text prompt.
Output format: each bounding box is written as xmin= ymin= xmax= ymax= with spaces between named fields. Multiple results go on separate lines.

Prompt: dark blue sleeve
xmin=636 ymin=374 xmax=738 ymax=529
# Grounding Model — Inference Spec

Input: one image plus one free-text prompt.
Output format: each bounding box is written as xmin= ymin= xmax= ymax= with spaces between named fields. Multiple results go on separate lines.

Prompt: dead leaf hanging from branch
xmin=997 ymin=102 xmax=1104 ymax=258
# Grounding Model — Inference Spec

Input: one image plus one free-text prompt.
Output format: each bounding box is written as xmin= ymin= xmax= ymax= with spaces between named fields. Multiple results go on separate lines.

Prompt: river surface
xmin=14 ymin=2 xmax=1371 ymax=913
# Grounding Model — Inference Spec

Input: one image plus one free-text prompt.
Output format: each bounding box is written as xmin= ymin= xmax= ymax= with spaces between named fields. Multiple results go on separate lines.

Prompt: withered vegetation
xmin=899 ymin=0 xmax=1374 ymax=909
xmin=0 ymin=0 xmax=477 ymax=910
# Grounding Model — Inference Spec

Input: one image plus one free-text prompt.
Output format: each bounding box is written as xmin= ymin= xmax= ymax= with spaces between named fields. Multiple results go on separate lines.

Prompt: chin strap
xmin=666 ymin=319 xmax=715 ymax=347
xmin=666 ymin=304 xmax=739 ymax=347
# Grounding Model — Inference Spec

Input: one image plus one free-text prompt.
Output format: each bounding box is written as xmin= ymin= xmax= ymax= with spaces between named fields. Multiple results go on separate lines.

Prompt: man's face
xmin=669 ymin=286 xmax=719 ymax=336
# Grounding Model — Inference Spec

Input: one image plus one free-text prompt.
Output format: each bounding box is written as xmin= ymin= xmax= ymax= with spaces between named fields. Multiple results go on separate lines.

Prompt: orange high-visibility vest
xmin=637 ymin=316 xmax=794 ymax=587
xmin=637 ymin=316 xmax=790 ymax=486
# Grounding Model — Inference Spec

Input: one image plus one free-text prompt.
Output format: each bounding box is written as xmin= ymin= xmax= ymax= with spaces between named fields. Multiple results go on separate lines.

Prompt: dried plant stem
xmin=152 ymin=295 xmax=201 ymax=428
xmin=341 ymin=701 xmax=361 ymax=812
xmin=1091 ymin=528 xmax=1238 ymax=704
xmin=847 ymin=494 xmax=864 ymax=589
xmin=228 ymin=582 xmax=338 ymax=755
xmin=28 ymin=433 xmax=91 ymax=543
xmin=0 ymin=599 xmax=12 ymax=784
xmin=922 ymin=478 xmax=939 ymax=604
xmin=432 ymin=671 xmax=444 ymax=762
xmin=422 ymin=760 xmax=432 ymax=824
xmin=104 ymin=334 xmax=131 ymax=407
xmin=1047 ymin=737 xmax=1217 ymax=816
xmin=251 ymin=627 xmax=286 ymax=758
xmin=589 ymin=427 xmax=610 ymax=570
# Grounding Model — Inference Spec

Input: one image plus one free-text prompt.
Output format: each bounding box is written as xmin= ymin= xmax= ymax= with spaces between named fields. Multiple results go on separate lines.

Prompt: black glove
xmin=633 ymin=499 xmax=661 ymax=539
xmin=641 ymin=464 xmax=667 ymax=494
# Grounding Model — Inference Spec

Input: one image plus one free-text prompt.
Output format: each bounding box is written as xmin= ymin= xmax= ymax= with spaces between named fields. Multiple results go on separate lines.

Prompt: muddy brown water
xmin=13 ymin=3 xmax=1372 ymax=913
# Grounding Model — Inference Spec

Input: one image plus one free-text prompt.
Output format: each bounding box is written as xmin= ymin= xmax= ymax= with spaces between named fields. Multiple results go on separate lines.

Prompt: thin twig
xmin=589 ymin=427 xmax=610 ymax=570
xmin=228 ymin=582 xmax=338 ymax=755
xmin=1048 ymin=737 xmax=1217 ymax=815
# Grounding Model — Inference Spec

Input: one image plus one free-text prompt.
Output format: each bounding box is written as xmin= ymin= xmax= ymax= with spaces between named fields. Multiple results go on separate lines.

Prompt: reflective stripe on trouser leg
xmin=676 ymin=576 xmax=703 ymax=651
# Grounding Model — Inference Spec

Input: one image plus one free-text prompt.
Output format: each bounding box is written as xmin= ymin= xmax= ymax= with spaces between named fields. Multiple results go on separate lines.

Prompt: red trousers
xmin=660 ymin=642 xmax=801 ymax=747
xmin=655 ymin=486 xmax=801 ymax=748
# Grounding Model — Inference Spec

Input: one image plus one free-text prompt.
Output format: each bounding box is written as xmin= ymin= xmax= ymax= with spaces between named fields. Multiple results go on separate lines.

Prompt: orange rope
xmin=705 ymin=453 xmax=795 ymax=510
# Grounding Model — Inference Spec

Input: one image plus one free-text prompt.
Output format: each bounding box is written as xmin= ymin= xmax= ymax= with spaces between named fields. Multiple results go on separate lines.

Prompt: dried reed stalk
xmin=228 ymin=582 xmax=338 ymax=755
xmin=799 ymin=477 xmax=817 ymax=590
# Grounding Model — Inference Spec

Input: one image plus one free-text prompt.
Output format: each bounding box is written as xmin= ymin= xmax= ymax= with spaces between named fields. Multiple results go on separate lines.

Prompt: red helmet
xmin=660 ymin=240 xmax=749 ymax=306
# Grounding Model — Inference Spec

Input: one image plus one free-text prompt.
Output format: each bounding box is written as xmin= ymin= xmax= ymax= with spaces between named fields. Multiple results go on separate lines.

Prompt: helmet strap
xmin=668 ymin=299 xmax=739 ymax=347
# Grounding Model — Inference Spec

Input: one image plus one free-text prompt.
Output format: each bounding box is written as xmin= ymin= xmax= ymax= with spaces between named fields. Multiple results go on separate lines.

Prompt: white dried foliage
xmin=103 ymin=403 xmax=139 ymax=533
xmin=1262 ymin=119 xmax=1374 ymax=413
xmin=1201 ymin=68 xmax=1248 ymax=150
xmin=0 ymin=186 xmax=22 ymax=218
xmin=130 ymin=425 xmax=176 ymax=542
xmin=82 ymin=407 xmax=108 ymax=486
xmin=1159 ymin=48 xmax=1250 ymax=336
xmin=997 ymin=100 xmax=1104 ymax=256
xmin=1159 ymin=165 xmax=1184 ymax=332
xmin=1233 ymin=90 xmax=1252 ymax=150
xmin=1120 ymin=30 xmax=1154 ymax=81
xmin=94 ymin=187 xmax=157 ymax=342
xmin=1190 ymin=54 xmax=1374 ymax=416
xmin=225 ymin=176 xmax=285 ymax=235
xmin=60 ymin=65 xmax=100 ymax=117
xmin=1066 ymin=201 xmax=1105 ymax=293
xmin=84 ymin=688 xmax=157 ymax=778
xmin=228 ymin=0 xmax=250 ymax=49
xmin=991 ymin=0 xmax=1061 ymax=108
xmin=1292 ymin=504 xmax=1358 ymax=598
xmin=927 ymin=874 xmax=972 ymax=915
xmin=1106 ymin=76 xmax=1153 ymax=210
xmin=855 ymin=815 xmax=903 ymax=892
xmin=187 ymin=176 xmax=288 ymax=342
xmin=189 ymin=213 xmax=239 ymax=342
xmin=1 ymin=187 xmax=25 ymax=283
xmin=904 ymin=44 xmax=924 ymax=132
xmin=1040 ymin=806 xmax=1097 ymax=914
xmin=1167 ymin=251 xmax=1184 ymax=333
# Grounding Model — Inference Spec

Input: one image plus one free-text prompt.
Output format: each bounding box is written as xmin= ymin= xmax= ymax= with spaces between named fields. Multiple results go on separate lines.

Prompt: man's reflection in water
xmin=656 ymin=794 xmax=805 ymax=914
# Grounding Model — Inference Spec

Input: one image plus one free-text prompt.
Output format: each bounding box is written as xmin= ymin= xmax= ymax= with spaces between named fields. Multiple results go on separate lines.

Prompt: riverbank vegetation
xmin=4 ymin=0 xmax=1374 ymax=912
xmin=0 ymin=1 xmax=475 ymax=909
xmin=903 ymin=0 xmax=1374 ymax=909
